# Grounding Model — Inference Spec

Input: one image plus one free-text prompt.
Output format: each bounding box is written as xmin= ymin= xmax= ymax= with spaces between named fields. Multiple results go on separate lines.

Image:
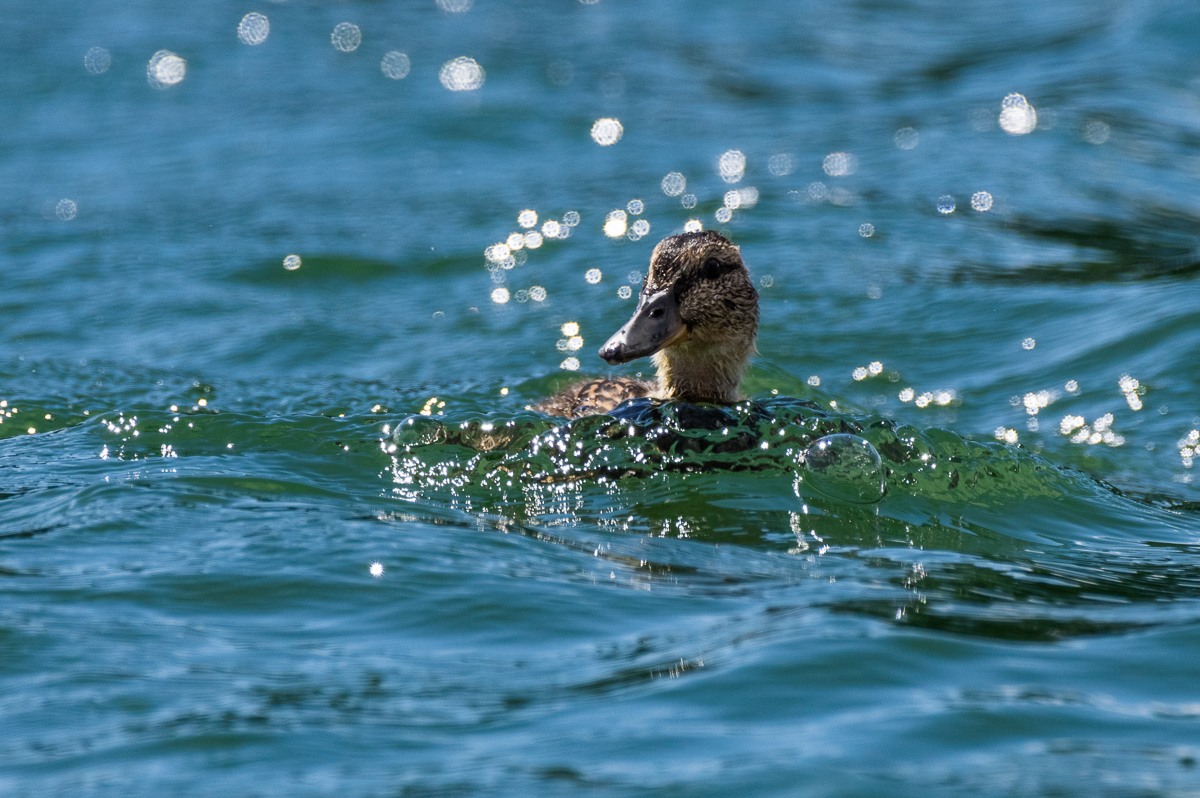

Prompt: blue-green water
xmin=5 ymin=0 xmax=1200 ymax=794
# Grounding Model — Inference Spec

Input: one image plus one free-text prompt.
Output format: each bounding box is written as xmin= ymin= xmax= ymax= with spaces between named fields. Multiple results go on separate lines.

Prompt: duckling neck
xmin=651 ymin=342 xmax=749 ymax=405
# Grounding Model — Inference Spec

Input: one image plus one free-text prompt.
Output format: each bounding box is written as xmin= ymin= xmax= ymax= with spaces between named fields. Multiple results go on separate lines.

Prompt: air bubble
xmin=393 ymin=415 xmax=446 ymax=446
xmin=796 ymin=434 xmax=886 ymax=504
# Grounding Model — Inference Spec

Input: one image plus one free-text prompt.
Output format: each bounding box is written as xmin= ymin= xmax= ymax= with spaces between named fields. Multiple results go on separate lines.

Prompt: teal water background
xmin=5 ymin=0 xmax=1200 ymax=794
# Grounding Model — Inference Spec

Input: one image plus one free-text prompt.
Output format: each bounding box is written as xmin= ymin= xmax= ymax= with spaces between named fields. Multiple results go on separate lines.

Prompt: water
xmin=4 ymin=0 xmax=1200 ymax=794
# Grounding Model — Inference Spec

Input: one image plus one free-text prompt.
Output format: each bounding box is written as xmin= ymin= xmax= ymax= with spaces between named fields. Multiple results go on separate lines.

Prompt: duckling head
xmin=599 ymin=231 xmax=758 ymax=405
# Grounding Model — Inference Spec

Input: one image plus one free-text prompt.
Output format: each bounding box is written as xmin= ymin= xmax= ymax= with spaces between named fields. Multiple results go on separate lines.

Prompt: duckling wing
xmin=535 ymin=377 xmax=654 ymax=419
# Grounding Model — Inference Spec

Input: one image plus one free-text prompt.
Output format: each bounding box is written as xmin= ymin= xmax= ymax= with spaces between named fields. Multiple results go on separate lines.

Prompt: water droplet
xmin=237 ymin=13 xmax=270 ymax=45
xmin=393 ymin=415 xmax=445 ymax=446
xmin=797 ymin=434 xmax=885 ymax=504
xmin=381 ymin=51 xmax=411 ymax=79
xmin=84 ymin=46 xmax=111 ymax=75
xmin=439 ymin=56 xmax=484 ymax=91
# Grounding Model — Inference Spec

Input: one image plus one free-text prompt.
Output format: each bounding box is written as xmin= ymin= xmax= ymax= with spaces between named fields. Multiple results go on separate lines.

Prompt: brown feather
xmin=534 ymin=377 xmax=654 ymax=419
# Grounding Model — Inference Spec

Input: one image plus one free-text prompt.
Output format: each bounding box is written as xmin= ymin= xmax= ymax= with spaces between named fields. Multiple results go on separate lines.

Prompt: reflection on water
xmin=5 ymin=0 xmax=1200 ymax=793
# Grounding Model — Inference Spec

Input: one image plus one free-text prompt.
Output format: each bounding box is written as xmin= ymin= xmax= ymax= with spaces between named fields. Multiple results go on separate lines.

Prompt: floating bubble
xmin=283 ymin=254 xmax=301 ymax=270
xmin=381 ymin=51 xmax=411 ymax=79
xmin=661 ymin=172 xmax=686 ymax=196
xmin=1083 ymin=120 xmax=1111 ymax=145
xmin=797 ymin=434 xmax=886 ymax=504
xmin=55 ymin=199 xmax=77 ymax=221
xmin=331 ymin=22 xmax=362 ymax=52
xmin=681 ymin=194 xmax=697 ymax=209
xmin=84 ymin=46 xmax=111 ymax=75
xmin=517 ymin=209 xmax=537 ymax=228
xmin=529 ymin=286 xmax=547 ymax=301
xmin=147 ymin=50 xmax=186 ymax=88
xmin=999 ymin=93 xmax=1037 ymax=135
xmin=717 ymin=150 xmax=745 ymax=183
xmin=585 ymin=268 xmax=602 ymax=284
xmin=822 ymin=151 xmax=855 ymax=176
xmin=859 ymin=223 xmax=874 ymax=237
xmin=936 ymin=195 xmax=956 ymax=214
xmin=626 ymin=199 xmax=643 ymax=215
xmin=970 ymin=191 xmax=993 ymax=211
xmin=631 ymin=219 xmax=650 ymax=236
xmin=491 ymin=287 xmax=510 ymax=304
xmin=768 ymin=153 xmax=794 ymax=176
xmin=590 ymin=117 xmax=623 ymax=146
xmin=562 ymin=211 xmax=580 ymax=227
xmin=715 ymin=207 xmax=732 ymax=223
xmin=238 ymin=13 xmax=270 ymax=45
xmin=439 ymin=56 xmax=485 ymax=91
xmin=894 ymin=127 xmax=919 ymax=149
xmin=618 ymin=285 xmax=632 ymax=299
xmin=393 ymin=415 xmax=446 ymax=446
xmin=437 ymin=0 xmax=473 ymax=11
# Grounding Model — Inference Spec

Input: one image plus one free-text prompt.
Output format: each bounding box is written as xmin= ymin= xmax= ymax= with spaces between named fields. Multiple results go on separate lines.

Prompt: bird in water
xmin=536 ymin=230 xmax=759 ymax=418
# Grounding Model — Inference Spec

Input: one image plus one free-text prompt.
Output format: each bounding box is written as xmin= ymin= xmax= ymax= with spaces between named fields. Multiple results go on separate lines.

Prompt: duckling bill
xmin=536 ymin=231 xmax=758 ymax=418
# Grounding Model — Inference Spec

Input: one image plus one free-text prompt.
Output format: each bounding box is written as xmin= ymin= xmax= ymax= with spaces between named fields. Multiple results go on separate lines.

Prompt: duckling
xmin=536 ymin=231 xmax=758 ymax=418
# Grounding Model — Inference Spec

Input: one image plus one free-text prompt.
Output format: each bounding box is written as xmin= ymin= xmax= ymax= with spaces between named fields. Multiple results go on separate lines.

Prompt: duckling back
xmin=534 ymin=376 xmax=655 ymax=419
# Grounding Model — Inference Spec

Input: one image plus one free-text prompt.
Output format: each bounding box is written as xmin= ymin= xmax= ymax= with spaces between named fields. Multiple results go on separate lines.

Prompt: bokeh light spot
xmin=999 ymin=93 xmax=1037 ymax=135
xmin=331 ymin=22 xmax=362 ymax=52
xmin=147 ymin=50 xmax=186 ymax=88
xmin=237 ymin=13 xmax=270 ymax=45
xmin=683 ymin=219 xmax=702 ymax=233
xmin=822 ymin=152 xmax=855 ymax=177
xmin=626 ymin=199 xmax=643 ymax=215
xmin=84 ymin=47 xmax=111 ymax=75
xmin=858 ymin=223 xmax=874 ymax=237
xmin=618 ymin=286 xmax=632 ymax=299
xmin=970 ymin=191 xmax=993 ymax=211
xmin=55 ymin=199 xmax=77 ymax=221
xmin=491 ymin=287 xmax=510 ymax=304
xmin=768 ymin=153 xmax=794 ymax=176
xmin=437 ymin=0 xmax=473 ymax=11
xmin=718 ymin=150 xmax=746 ymax=183
xmin=283 ymin=254 xmax=302 ymax=270
xmin=439 ymin=56 xmax=485 ymax=91
xmin=517 ymin=209 xmax=538 ymax=228
xmin=381 ymin=51 xmax=411 ymax=79
xmin=661 ymin=172 xmax=686 ymax=196
xmin=936 ymin=195 xmax=956 ymax=214
xmin=585 ymin=268 xmax=602 ymax=284
xmin=590 ymin=118 xmax=623 ymax=146
xmin=894 ymin=127 xmax=919 ymax=149
xmin=1083 ymin=120 xmax=1111 ymax=145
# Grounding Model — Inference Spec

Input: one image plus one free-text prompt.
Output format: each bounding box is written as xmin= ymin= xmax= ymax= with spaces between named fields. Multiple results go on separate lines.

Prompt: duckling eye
xmin=702 ymin=257 xmax=723 ymax=279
